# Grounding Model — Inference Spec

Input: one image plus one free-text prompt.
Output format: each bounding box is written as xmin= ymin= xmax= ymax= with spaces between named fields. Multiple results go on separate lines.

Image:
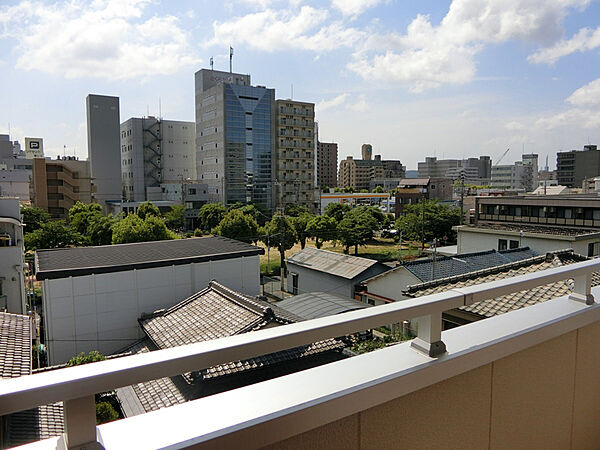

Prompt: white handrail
xmin=0 ymin=258 xmax=598 ymax=447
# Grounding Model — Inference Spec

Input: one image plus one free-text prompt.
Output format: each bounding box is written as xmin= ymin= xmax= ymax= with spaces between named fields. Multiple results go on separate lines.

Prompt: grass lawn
xmin=258 ymin=238 xmax=423 ymax=275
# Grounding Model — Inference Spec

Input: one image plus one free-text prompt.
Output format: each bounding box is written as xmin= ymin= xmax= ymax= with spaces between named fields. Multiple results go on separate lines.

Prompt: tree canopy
xmin=24 ymin=220 xmax=83 ymax=251
xmin=290 ymin=212 xmax=314 ymax=249
xmin=136 ymin=201 xmax=160 ymax=220
xmin=306 ymin=215 xmax=337 ymax=249
xmin=111 ymin=213 xmax=176 ymax=244
xmin=324 ymin=202 xmax=352 ymax=222
xmin=262 ymin=213 xmax=297 ymax=271
xmin=198 ymin=203 xmax=227 ymax=231
xmin=164 ymin=204 xmax=186 ymax=231
xmin=212 ymin=209 xmax=259 ymax=243
xmin=395 ymin=200 xmax=460 ymax=244
xmin=21 ymin=205 xmax=50 ymax=234
xmin=336 ymin=206 xmax=379 ymax=255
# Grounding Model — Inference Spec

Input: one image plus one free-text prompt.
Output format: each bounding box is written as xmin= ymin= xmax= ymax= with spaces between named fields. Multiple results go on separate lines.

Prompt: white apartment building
xmin=120 ymin=117 xmax=196 ymax=202
xmin=491 ymin=153 xmax=539 ymax=191
xmin=0 ymin=198 xmax=26 ymax=314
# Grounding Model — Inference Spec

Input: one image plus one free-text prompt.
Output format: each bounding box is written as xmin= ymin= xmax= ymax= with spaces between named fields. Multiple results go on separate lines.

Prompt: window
xmin=509 ymin=240 xmax=519 ymax=249
xmin=588 ymin=243 xmax=597 ymax=257
xmin=498 ymin=239 xmax=508 ymax=250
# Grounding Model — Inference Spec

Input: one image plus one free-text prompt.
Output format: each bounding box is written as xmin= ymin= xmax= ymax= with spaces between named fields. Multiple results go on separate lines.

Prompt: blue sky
xmin=2 ymin=0 xmax=600 ymax=170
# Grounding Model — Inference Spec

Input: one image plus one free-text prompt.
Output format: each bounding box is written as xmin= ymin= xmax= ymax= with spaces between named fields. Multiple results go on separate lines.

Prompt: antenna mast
xmin=229 ymin=46 xmax=233 ymax=73
xmin=210 ymin=56 xmax=214 ymax=70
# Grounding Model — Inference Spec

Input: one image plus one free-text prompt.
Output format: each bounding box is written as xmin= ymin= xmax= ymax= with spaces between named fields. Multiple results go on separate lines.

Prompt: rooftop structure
xmin=277 ymin=292 xmax=370 ymax=320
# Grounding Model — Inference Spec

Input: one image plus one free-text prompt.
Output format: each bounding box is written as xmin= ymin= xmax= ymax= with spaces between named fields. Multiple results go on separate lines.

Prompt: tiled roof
xmin=0 ymin=312 xmax=31 ymax=378
xmin=405 ymin=250 xmax=595 ymax=319
xmin=4 ymin=403 xmax=64 ymax=448
xmin=398 ymin=178 xmax=430 ymax=186
xmin=277 ymin=292 xmax=370 ymax=320
xmin=382 ymin=247 xmax=538 ymax=283
xmin=468 ymin=222 xmax=600 ymax=237
xmin=35 ymin=236 xmax=264 ymax=280
xmin=286 ymin=247 xmax=385 ymax=279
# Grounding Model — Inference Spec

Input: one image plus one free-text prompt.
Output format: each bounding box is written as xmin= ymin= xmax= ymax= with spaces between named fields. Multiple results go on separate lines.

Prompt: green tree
xmin=306 ymin=215 xmax=337 ymax=249
xmin=111 ymin=214 xmax=176 ymax=244
xmin=337 ymin=207 xmax=379 ymax=255
xmin=232 ymin=203 xmax=269 ymax=226
xmin=324 ymin=202 xmax=352 ymax=222
xmin=395 ymin=200 xmax=460 ymax=245
xmin=164 ymin=204 xmax=186 ymax=231
xmin=87 ymin=215 xmax=117 ymax=246
xmin=67 ymin=350 xmax=106 ymax=366
xmin=24 ymin=220 xmax=83 ymax=251
xmin=96 ymin=402 xmax=119 ymax=424
xmin=284 ymin=204 xmax=310 ymax=217
xmin=291 ymin=212 xmax=314 ymax=249
xmin=198 ymin=203 xmax=227 ymax=231
xmin=136 ymin=201 xmax=160 ymax=220
xmin=212 ymin=209 xmax=259 ymax=243
xmin=372 ymin=185 xmax=385 ymax=193
xmin=68 ymin=201 xmax=104 ymax=234
xmin=262 ymin=213 xmax=297 ymax=273
xmin=21 ymin=205 xmax=50 ymax=234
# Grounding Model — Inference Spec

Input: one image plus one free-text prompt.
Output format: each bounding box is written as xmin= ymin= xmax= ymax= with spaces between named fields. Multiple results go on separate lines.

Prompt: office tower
xmin=275 ymin=99 xmax=316 ymax=210
xmin=120 ymin=117 xmax=195 ymax=202
xmin=86 ymin=94 xmax=122 ymax=208
xmin=32 ymin=156 xmax=93 ymax=219
xmin=557 ymin=145 xmax=600 ymax=188
xmin=195 ymin=69 xmax=275 ymax=210
xmin=317 ymin=141 xmax=338 ymax=188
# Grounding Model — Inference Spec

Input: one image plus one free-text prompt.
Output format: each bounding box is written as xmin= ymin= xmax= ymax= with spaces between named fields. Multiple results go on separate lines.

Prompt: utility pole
xmin=421 ymin=195 xmax=425 ymax=251
xmin=460 ymin=171 xmax=465 ymax=225
xmin=397 ymin=230 xmax=402 ymax=265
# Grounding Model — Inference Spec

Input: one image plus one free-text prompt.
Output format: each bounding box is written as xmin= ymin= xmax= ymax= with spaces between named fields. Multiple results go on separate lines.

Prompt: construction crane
xmin=493 ymin=147 xmax=510 ymax=166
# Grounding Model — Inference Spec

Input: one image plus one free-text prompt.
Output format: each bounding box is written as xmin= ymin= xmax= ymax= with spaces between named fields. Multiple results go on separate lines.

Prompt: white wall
xmin=457 ymin=229 xmax=600 ymax=256
xmin=43 ymin=255 xmax=260 ymax=364
xmin=364 ymin=268 xmax=422 ymax=303
xmin=288 ymin=264 xmax=354 ymax=299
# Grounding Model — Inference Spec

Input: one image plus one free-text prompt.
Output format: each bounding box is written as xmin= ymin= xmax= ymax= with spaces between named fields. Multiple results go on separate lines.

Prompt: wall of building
xmin=265 ymin=322 xmax=600 ymax=449
xmin=317 ymin=142 xmax=337 ymax=188
xmin=363 ymin=268 xmax=421 ymax=304
xmin=0 ymin=198 xmax=25 ymax=314
xmin=42 ymin=255 xmax=260 ymax=364
xmin=286 ymin=264 xmax=354 ymax=298
xmin=0 ymin=170 xmax=30 ymax=201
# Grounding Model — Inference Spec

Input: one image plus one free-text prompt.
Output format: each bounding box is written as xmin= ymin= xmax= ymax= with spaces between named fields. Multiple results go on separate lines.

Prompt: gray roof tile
xmin=278 ymin=292 xmax=370 ymax=320
xmin=0 ymin=312 xmax=31 ymax=379
xmin=4 ymin=403 xmax=64 ymax=448
xmin=286 ymin=247 xmax=385 ymax=279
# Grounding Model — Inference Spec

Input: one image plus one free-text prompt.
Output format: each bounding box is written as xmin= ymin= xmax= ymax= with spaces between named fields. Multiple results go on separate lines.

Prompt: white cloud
xmin=348 ymin=94 xmax=370 ymax=112
xmin=505 ymin=121 xmax=526 ymax=131
xmin=331 ymin=0 xmax=382 ymax=17
xmin=209 ymin=6 xmax=362 ymax=52
xmin=567 ymin=78 xmax=600 ymax=107
xmin=0 ymin=0 xmax=199 ymax=80
xmin=316 ymin=93 xmax=348 ymax=112
xmin=528 ymin=26 xmax=600 ymax=64
xmin=348 ymin=0 xmax=590 ymax=91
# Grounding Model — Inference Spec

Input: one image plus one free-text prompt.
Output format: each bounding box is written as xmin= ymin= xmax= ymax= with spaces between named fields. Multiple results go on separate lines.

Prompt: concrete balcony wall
xmin=265 ymin=321 xmax=600 ymax=450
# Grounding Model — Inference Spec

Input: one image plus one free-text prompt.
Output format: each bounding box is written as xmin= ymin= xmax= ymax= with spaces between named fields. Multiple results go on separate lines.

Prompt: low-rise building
xmin=456 ymin=194 xmax=600 ymax=256
xmin=31 ymin=156 xmax=93 ymax=219
xmin=285 ymin=248 xmax=390 ymax=299
xmin=35 ymin=236 xmax=264 ymax=364
xmin=395 ymin=178 xmax=453 ymax=216
xmin=557 ymin=144 xmax=600 ymax=188
xmin=0 ymin=198 xmax=26 ymax=314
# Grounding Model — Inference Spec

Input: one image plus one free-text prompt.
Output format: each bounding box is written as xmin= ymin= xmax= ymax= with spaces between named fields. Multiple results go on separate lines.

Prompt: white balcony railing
xmin=1 ymin=258 xmax=599 ymax=449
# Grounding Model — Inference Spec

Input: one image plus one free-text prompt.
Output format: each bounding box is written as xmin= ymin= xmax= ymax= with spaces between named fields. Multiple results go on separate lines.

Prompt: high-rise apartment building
xmin=338 ymin=146 xmax=404 ymax=191
xmin=86 ymin=94 xmax=122 ymax=208
xmin=317 ymin=141 xmax=338 ymax=188
xmin=120 ymin=117 xmax=195 ymax=202
xmin=557 ymin=145 xmax=600 ymax=188
xmin=195 ymin=69 xmax=275 ymax=210
xmin=32 ymin=156 xmax=93 ymax=219
xmin=275 ymin=99 xmax=315 ymax=210
xmin=418 ymin=156 xmax=491 ymax=184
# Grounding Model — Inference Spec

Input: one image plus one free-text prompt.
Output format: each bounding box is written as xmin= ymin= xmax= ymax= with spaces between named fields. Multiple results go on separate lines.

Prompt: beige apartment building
xmin=317 ymin=141 xmax=338 ymax=188
xmin=338 ymin=155 xmax=385 ymax=191
xmin=275 ymin=99 xmax=316 ymax=210
xmin=32 ymin=156 xmax=93 ymax=219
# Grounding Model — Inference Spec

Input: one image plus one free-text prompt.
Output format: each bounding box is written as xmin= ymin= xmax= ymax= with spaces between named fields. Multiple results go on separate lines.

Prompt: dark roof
xmin=286 ymin=248 xmax=387 ymax=279
xmin=405 ymin=250 xmax=595 ymax=319
xmin=35 ymin=236 xmax=264 ymax=280
xmin=366 ymin=247 xmax=537 ymax=284
xmin=277 ymin=292 xmax=370 ymax=320
xmin=398 ymin=178 xmax=430 ymax=186
xmin=117 ymin=281 xmax=346 ymax=415
xmin=0 ymin=312 xmax=31 ymax=378
xmin=467 ymin=222 xmax=600 ymax=237
xmin=4 ymin=403 xmax=64 ymax=448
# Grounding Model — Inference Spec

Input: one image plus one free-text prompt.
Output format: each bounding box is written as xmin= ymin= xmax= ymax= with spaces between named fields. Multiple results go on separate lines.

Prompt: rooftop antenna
xmin=63 ymin=144 xmax=66 ymax=158
xmin=146 ymin=104 xmax=149 ymax=117
xmin=210 ymin=56 xmax=214 ymax=70
xmin=159 ymin=97 xmax=162 ymax=119
xmin=229 ymin=46 xmax=233 ymax=73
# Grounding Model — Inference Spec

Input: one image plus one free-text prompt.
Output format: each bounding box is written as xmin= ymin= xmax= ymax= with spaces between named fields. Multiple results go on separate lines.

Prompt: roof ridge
xmin=140 ymin=284 xmax=214 ymax=320
xmin=209 ymin=280 xmax=272 ymax=317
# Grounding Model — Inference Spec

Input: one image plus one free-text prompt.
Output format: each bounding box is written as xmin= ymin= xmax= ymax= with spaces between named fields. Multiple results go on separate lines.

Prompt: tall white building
xmin=491 ymin=154 xmax=539 ymax=191
xmin=0 ymin=198 xmax=26 ymax=314
xmin=120 ymin=117 xmax=196 ymax=202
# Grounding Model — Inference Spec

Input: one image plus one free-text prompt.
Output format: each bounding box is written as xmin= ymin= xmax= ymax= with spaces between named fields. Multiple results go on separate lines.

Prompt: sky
xmin=2 ymin=0 xmax=600 ymax=170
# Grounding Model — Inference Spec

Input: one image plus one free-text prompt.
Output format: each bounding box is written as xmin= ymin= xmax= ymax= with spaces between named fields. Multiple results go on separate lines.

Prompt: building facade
xmin=395 ymin=178 xmax=453 ymax=216
xmin=0 ymin=198 xmax=26 ymax=314
xmin=0 ymin=170 xmax=29 ymax=201
xmin=86 ymin=94 xmax=122 ymax=208
xmin=557 ymin=145 xmax=600 ymax=188
xmin=491 ymin=154 xmax=538 ymax=192
xmin=195 ymin=69 xmax=276 ymax=210
xmin=317 ymin=141 xmax=338 ymax=188
xmin=418 ymin=156 xmax=491 ymax=184
xmin=275 ymin=99 xmax=315 ymax=210
xmin=32 ymin=157 xmax=93 ymax=219
xmin=120 ymin=117 xmax=196 ymax=202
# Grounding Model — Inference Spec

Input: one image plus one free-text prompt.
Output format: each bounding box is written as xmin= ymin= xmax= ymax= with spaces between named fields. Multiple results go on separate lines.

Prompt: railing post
xmin=410 ymin=313 xmax=446 ymax=357
xmin=58 ymin=395 xmax=103 ymax=450
xmin=569 ymin=271 xmax=595 ymax=305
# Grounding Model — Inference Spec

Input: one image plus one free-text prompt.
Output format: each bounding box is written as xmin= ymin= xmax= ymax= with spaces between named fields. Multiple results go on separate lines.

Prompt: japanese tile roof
xmin=35 ymin=236 xmax=264 ymax=280
xmin=3 ymin=403 xmax=64 ymax=448
xmin=365 ymin=247 xmax=538 ymax=284
xmin=404 ymin=250 xmax=596 ymax=319
xmin=286 ymin=247 xmax=386 ymax=279
xmin=0 ymin=312 xmax=31 ymax=378
xmin=277 ymin=292 xmax=370 ymax=320
xmin=116 ymin=281 xmax=347 ymax=415
xmin=398 ymin=178 xmax=430 ymax=186
xmin=467 ymin=222 xmax=600 ymax=237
